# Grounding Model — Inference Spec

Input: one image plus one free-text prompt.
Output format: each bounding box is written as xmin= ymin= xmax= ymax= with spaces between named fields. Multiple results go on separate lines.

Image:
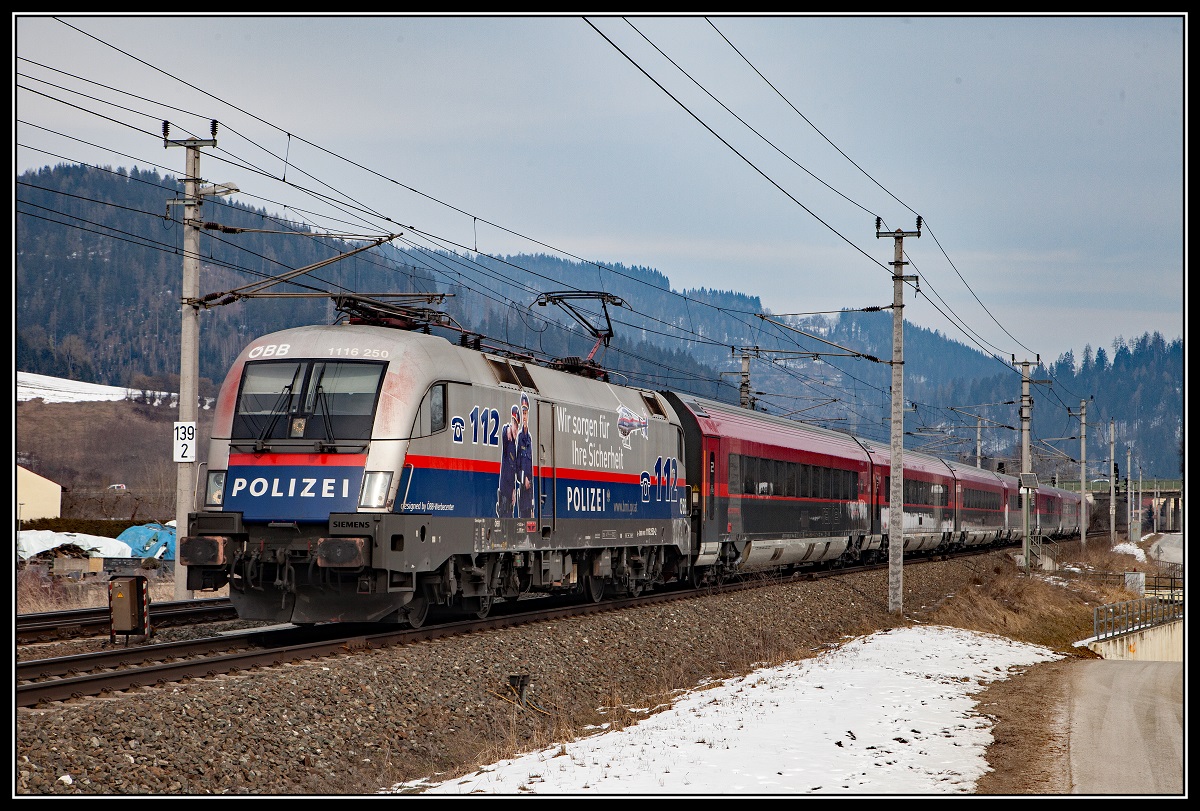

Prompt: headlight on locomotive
xmin=205 ymin=470 xmax=226 ymax=507
xmin=359 ymin=471 xmax=393 ymax=509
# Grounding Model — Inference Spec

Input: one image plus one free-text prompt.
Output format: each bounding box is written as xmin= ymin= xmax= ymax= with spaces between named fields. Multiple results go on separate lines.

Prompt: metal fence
xmin=1093 ymin=596 xmax=1183 ymax=642
xmin=1156 ymin=560 xmax=1183 ymax=578
xmin=1057 ymin=569 xmax=1182 ymax=596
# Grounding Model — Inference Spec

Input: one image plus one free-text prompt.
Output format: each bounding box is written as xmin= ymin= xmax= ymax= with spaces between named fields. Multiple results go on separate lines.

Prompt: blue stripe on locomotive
xmin=395 ymin=465 xmax=500 ymax=517
xmin=556 ymin=472 xmax=685 ymax=520
xmin=396 ymin=467 xmax=685 ymax=521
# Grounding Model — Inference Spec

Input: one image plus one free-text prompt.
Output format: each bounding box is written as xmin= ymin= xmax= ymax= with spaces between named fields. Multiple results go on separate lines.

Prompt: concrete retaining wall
xmin=1086 ymin=620 xmax=1183 ymax=661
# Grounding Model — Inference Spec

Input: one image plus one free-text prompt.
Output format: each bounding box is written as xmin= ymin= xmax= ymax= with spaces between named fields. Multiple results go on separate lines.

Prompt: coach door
xmin=703 ymin=436 xmax=719 ymax=540
xmin=537 ymin=400 xmax=556 ymax=535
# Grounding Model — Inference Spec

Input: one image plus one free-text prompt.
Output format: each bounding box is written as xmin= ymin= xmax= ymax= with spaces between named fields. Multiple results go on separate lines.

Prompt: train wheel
xmin=627 ymin=578 xmax=643 ymax=597
xmin=405 ymin=595 xmax=430 ymax=629
xmin=464 ymin=594 xmax=493 ymax=619
xmin=689 ymin=564 xmax=705 ymax=588
xmin=585 ymin=575 xmax=605 ymax=603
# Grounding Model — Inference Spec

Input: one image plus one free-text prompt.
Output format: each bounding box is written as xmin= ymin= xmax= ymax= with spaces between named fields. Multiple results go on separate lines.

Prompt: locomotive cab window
xmin=232 ymin=360 xmax=385 ymax=447
xmin=412 ymin=383 xmax=448 ymax=437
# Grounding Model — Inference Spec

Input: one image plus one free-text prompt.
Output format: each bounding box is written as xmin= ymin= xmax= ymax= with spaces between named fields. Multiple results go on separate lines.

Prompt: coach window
xmin=743 ymin=456 xmax=758 ymax=496
xmin=728 ymin=454 xmax=741 ymax=495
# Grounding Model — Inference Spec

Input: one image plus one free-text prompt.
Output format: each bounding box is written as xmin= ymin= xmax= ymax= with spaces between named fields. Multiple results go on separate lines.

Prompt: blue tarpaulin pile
xmin=115 ymin=522 xmax=177 ymax=560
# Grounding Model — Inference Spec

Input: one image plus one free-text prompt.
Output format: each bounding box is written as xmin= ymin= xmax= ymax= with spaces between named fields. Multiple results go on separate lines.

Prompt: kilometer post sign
xmin=174 ymin=421 xmax=197 ymax=462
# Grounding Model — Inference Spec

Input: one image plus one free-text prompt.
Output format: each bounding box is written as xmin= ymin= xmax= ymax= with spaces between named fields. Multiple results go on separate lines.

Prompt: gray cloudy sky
xmin=14 ymin=14 xmax=1185 ymax=363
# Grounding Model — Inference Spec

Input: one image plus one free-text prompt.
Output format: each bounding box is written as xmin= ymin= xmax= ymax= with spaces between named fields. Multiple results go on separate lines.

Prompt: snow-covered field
xmin=17 ymin=371 xmax=144 ymax=403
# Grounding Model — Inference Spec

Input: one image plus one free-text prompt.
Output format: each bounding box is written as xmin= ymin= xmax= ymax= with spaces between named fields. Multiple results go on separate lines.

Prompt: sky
xmin=13 ymin=14 xmax=1185 ymax=367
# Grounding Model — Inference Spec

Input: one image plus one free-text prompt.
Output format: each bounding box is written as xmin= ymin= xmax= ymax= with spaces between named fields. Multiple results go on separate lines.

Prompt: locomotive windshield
xmin=232 ymin=360 xmax=385 ymax=449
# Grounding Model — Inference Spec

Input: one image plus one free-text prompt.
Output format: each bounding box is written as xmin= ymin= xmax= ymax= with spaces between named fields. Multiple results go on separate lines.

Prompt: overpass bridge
xmin=1054 ymin=478 xmax=1183 ymax=535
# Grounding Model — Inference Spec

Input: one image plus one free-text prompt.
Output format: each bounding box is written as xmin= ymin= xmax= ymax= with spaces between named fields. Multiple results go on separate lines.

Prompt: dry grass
xmin=15 ymin=566 xmax=220 ymax=614
xmin=924 ymin=538 xmax=1161 ymax=653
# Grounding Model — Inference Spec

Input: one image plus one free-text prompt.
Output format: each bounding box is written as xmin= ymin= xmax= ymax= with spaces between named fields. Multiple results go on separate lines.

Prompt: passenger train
xmin=179 ymin=316 xmax=1081 ymax=626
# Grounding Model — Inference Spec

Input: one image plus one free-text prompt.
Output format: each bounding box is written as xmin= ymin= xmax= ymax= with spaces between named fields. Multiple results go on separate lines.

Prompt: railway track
xmin=16 ymin=597 xmax=239 ymax=644
xmin=16 ymin=549 xmax=1002 ymax=709
xmin=16 ymin=566 xmax=853 ymax=709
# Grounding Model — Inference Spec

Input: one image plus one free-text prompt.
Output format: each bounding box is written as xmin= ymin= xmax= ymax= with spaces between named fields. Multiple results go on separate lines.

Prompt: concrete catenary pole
xmin=1126 ymin=444 xmax=1133 ymax=541
xmin=1080 ymin=399 xmax=1087 ymax=545
xmin=739 ymin=351 xmax=751 ymax=409
xmin=876 ymin=217 xmax=920 ymax=615
xmin=1011 ymin=357 xmax=1049 ymax=573
xmin=1109 ymin=420 xmax=1116 ymax=546
xmin=166 ymin=129 xmax=210 ymax=601
xmin=1017 ymin=358 xmax=1033 ymax=573
xmin=1138 ymin=467 xmax=1143 ymax=538
xmin=165 ymin=120 xmax=235 ymax=600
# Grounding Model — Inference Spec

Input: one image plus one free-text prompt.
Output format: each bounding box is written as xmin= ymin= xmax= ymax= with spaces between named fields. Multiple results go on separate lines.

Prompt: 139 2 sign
xmin=174 ymin=421 xmax=197 ymax=462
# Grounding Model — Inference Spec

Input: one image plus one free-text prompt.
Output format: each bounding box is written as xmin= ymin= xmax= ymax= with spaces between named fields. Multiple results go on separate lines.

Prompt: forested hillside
xmin=16 ymin=163 xmax=1183 ymax=477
